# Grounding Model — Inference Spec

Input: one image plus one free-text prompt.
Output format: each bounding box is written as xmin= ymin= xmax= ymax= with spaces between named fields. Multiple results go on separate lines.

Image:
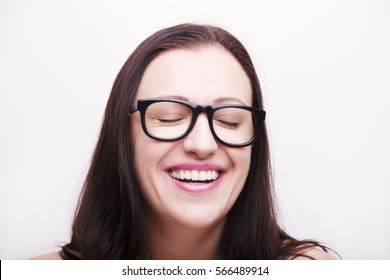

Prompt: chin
xmin=169 ymin=207 xmax=228 ymax=231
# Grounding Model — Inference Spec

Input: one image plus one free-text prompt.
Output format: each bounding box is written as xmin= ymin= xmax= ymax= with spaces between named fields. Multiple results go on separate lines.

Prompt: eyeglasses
xmin=129 ymin=98 xmax=266 ymax=147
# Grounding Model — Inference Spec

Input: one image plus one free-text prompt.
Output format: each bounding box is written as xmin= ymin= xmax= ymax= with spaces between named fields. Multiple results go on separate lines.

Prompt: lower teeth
xmin=176 ymin=178 xmax=214 ymax=183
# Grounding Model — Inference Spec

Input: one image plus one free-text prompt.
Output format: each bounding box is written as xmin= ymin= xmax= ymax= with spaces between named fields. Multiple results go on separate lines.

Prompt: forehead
xmin=135 ymin=46 xmax=252 ymax=105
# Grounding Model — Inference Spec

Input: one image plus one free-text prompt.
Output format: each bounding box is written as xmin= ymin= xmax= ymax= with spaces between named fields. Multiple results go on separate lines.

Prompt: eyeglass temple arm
xmin=130 ymin=102 xmax=138 ymax=114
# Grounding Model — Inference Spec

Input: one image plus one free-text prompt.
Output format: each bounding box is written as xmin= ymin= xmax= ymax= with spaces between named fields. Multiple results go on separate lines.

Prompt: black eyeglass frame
xmin=129 ymin=98 xmax=266 ymax=147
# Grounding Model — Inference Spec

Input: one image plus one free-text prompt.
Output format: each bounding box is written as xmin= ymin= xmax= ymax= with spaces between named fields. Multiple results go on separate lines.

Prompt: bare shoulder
xmin=30 ymin=251 xmax=63 ymax=260
xmin=294 ymin=248 xmax=336 ymax=260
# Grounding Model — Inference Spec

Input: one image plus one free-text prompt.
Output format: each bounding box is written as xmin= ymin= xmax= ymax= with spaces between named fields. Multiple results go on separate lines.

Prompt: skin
xmin=30 ymin=247 xmax=335 ymax=260
xmin=131 ymin=46 xmax=253 ymax=259
xmin=31 ymin=46 xmax=335 ymax=260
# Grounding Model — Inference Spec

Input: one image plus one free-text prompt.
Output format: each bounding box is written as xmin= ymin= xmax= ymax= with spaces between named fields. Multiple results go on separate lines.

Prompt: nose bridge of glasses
xmin=188 ymin=105 xmax=215 ymax=136
xmin=191 ymin=105 xmax=214 ymax=128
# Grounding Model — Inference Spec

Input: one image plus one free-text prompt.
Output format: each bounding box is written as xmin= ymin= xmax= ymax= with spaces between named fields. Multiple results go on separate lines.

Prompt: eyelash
xmin=215 ymin=119 xmax=240 ymax=128
xmin=158 ymin=118 xmax=184 ymax=124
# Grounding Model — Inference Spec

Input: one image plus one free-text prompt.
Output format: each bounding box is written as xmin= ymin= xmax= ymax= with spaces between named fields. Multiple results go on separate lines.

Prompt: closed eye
xmin=215 ymin=119 xmax=240 ymax=128
xmin=158 ymin=118 xmax=185 ymax=124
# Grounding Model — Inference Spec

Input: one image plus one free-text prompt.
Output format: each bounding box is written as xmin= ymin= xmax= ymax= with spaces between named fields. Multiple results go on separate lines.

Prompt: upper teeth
xmin=170 ymin=170 xmax=219 ymax=181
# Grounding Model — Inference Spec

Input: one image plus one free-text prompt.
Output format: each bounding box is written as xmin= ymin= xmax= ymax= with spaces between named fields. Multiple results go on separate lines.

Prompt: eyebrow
xmin=157 ymin=95 xmax=247 ymax=105
xmin=213 ymin=97 xmax=247 ymax=105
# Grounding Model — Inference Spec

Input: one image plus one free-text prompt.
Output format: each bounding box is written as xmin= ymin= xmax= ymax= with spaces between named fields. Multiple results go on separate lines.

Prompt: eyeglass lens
xmin=144 ymin=101 xmax=255 ymax=145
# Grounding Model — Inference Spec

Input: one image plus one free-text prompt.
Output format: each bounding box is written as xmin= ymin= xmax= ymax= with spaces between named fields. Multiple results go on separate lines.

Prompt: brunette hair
xmin=61 ymin=23 xmax=330 ymax=259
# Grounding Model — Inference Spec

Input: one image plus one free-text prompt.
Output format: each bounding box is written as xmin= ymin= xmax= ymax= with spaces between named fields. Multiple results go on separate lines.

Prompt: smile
xmin=165 ymin=163 xmax=225 ymax=193
xmin=169 ymin=170 xmax=220 ymax=182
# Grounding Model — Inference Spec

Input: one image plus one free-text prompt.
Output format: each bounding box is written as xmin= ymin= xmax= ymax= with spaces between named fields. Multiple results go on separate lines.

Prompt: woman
xmin=34 ymin=23 xmax=334 ymax=260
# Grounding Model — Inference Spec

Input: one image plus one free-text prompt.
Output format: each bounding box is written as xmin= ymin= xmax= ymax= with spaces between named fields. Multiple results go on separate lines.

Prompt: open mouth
xmin=169 ymin=169 xmax=220 ymax=184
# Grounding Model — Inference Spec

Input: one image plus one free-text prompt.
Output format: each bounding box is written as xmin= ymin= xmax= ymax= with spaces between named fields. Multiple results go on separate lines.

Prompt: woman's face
xmin=131 ymin=46 xmax=253 ymax=230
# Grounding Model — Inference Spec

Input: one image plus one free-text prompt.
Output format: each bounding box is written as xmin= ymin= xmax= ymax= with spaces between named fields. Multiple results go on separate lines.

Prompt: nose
xmin=182 ymin=114 xmax=218 ymax=159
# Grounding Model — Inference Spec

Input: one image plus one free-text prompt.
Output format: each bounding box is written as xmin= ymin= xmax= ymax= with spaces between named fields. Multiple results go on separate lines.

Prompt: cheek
xmin=130 ymin=120 xmax=171 ymax=186
xmin=132 ymin=134 xmax=158 ymax=177
xmin=231 ymin=146 xmax=252 ymax=174
xmin=231 ymin=147 xmax=252 ymax=196
xmin=223 ymin=147 xmax=252 ymax=199
xmin=131 ymin=120 xmax=152 ymax=183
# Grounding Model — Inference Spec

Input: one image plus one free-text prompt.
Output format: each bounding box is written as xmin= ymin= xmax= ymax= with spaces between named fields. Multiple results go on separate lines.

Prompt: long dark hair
xmin=62 ymin=23 xmax=330 ymax=259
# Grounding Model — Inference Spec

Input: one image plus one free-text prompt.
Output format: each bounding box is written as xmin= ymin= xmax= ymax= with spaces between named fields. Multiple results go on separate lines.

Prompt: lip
xmin=166 ymin=163 xmax=225 ymax=171
xmin=165 ymin=163 xmax=226 ymax=193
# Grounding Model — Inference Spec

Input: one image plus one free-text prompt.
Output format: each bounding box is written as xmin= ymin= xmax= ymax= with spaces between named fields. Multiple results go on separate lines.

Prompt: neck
xmin=146 ymin=213 xmax=225 ymax=260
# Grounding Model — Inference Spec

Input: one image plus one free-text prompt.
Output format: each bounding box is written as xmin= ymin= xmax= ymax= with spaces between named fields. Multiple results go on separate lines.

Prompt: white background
xmin=0 ymin=0 xmax=389 ymax=259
